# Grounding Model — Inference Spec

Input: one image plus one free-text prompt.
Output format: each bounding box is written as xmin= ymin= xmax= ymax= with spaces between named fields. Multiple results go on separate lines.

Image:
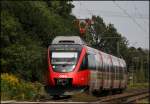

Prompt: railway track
xmin=1 ymin=89 xmax=149 ymax=104
xmin=96 ymin=89 xmax=149 ymax=104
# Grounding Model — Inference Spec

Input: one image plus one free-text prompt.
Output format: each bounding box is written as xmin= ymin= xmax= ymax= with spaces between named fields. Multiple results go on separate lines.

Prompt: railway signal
xmin=73 ymin=19 xmax=95 ymax=37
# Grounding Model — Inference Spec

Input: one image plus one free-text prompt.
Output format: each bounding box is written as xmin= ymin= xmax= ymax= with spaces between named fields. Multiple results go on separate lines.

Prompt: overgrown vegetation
xmin=128 ymin=83 xmax=149 ymax=90
xmin=1 ymin=73 xmax=47 ymax=101
xmin=1 ymin=1 xmax=149 ymax=100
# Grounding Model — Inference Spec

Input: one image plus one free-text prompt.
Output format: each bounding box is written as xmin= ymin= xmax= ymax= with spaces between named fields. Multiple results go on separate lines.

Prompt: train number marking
xmin=59 ymin=75 xmax=67 ymax=78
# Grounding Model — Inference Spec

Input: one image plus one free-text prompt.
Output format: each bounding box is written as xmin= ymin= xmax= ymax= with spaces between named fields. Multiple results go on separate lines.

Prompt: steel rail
xmin=96 ymin=89 xmax=149 ymax=103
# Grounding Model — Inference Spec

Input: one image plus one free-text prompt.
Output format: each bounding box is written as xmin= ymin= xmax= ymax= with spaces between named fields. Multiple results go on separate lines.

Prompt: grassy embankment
xmin=1 ymin=73 xmax=48 ymax=101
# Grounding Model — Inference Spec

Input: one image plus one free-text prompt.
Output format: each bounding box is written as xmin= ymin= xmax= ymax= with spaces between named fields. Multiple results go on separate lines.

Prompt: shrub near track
xmin=128 ymin=83 xmax=149 ymax=90
xmin=1 ymin=73 xmax=47 ymax=101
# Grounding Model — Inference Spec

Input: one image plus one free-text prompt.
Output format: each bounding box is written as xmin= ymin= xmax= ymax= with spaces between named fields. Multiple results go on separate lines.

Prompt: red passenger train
xmin=45 ymin=36 xmax=127 ymax=96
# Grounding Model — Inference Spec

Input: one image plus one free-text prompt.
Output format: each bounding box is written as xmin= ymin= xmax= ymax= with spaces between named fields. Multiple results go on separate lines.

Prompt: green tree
xmin=1 ymin=1 xmax=77 ymax=82
xmin=85 ymin=16 xmax=128 ymax=58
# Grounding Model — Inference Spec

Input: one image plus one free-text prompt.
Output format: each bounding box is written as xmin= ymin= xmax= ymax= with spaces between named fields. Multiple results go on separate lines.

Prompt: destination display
xmin=49 ymin=44 xmax=82 ymax=51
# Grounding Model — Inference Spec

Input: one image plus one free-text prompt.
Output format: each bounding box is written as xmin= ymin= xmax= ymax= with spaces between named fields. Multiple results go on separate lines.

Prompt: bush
xmin=128 ymin=82 xmax=149 ymax=89
xmin=1 ymin=73 xmax=47 ymax=101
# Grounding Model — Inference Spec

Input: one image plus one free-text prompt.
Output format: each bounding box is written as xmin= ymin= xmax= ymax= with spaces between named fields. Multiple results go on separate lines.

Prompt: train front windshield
xmin=49 ymin=45 xmax=82 ymax=72
xmin=51 ymin=52 xmax=78 ymax=72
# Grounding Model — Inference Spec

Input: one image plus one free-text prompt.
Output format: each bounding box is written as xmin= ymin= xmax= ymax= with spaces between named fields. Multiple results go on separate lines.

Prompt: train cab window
xmin=87 ymin=54 xmax=96 ymax=70
xmin=51 ymin=52 xmax=78 ymax=72
xmin=80 ymin=54 xmax=88 ymax=70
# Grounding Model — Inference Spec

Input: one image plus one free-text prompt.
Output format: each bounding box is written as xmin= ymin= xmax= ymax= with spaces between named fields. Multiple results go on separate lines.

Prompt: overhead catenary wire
xmin=77 ymin=9 xmax=148 ymax=19
xmin=79 ymin=1 xmax=93 ymax=18
xmin=113 ymin=1 xmax=148 ymax=34
xmin=79 ymin=1 xmax=82 ymax=18
xmin=134 ymin=3 xmax=148 ymax=25
xmin=74 ymin=1 xmax=148 ymax=20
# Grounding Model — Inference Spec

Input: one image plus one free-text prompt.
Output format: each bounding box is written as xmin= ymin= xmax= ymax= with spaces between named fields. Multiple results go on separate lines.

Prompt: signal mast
xmin=73 ymin=17 xmax=96 ymax=39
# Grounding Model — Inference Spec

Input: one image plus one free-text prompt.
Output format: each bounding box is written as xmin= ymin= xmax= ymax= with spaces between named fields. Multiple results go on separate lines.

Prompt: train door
xmin=118 ymin=59 xmax=121 ymax=89
xmin=123 ymin=61 xmax=127 ymax=89
xmin=102 ymin=53 xmax=108 ymax=89
xmin=119 ymin=59 xmax=123 ymax=89
xmin=114 ymin=65 xmax=118 ymax=88
xmin=99 ymin=52 xmax=103 ymax=90
xmin=120 ymin=67 xmax=124 ymax=88
xmin=102 ymin=54 xmax=106 ymax=89
xmin=116 ymin=66 xmax=120 ymax=88
xmin=94 ymin=53 xmax=101 ymax=90
xmin=107 ymin=55 xmax=112 ymax=89
xmin=110 ymin=55 xmax=114 ymax=89
xmin=124 ymin=66 xmax=127 ymax=88
xmin=87 ymin=53 xmax=97 ymax=92
xmin=111 ymin=64 xmax=115 ymax=89
xmin=103 ymin=54 xmax=111 ymax=89
xmin=112 ymin=57 xmax=118 ymax=89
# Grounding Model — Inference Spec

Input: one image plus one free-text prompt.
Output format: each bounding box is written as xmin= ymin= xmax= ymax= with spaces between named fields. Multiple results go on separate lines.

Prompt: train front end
xmin=46 ymin=36 xmax=90 ymax=96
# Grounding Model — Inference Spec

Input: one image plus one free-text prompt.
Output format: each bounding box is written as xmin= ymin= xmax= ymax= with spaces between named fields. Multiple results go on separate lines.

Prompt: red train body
xmin=46 ymin=36 xmax=127 ymax=96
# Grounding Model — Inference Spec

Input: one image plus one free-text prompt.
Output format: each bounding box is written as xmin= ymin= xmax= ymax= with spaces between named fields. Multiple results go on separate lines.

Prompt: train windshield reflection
xmin=51 ymin=52 xmax=78 ymax=72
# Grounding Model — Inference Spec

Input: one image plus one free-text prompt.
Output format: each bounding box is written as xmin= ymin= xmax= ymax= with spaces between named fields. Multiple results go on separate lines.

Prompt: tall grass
xmin=1 ymin=73 xmax=47 ymax=101
xmin=128 ymin=82 xmax=149 ymax=89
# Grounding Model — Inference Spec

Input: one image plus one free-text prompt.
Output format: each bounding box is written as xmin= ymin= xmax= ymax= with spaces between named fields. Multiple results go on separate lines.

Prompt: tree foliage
xmin=85 ymin=16 xmax=128 ymax=57
xmin=1 ymin=1 xmax=77 ymax=81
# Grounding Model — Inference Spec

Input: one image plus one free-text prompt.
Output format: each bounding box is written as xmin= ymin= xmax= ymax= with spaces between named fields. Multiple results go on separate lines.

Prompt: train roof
xmin=51 ymin=36 xmax=86 ymax=45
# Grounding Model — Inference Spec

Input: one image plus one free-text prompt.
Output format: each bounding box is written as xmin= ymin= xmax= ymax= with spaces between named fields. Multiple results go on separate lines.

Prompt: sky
xmin=72 ymin=1 xmax=149 ymax=49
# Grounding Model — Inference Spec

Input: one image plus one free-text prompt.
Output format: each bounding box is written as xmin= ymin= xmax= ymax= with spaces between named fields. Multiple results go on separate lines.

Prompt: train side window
xmin=116 ymin=66 xmax=118 ymax=80
xmin=96 ymin=54 xmax=101 ymax=71
xmin=111 ymin=63 xmax=113 ymax=72
xmin=113 ymin=65 xmax=115 ymax=79
xmin=102 ymin=62 xmax=105 ymax=72
xmin=119 ymin=68 xmax=121 ymax=79
xmin=88 ymin=54 xmax=96 ymax=70
xmin=121 ymin=68 xmax=124 ymax=79
xmin=125 ymin=67 xmax=127 ymax=74
xmin=80 ymin=54 xmax=88 ymax=70
xmin=112 ymin=64 xmax=115 ymax=73
xmin=110 ymin=64 xmax=113 ymax=72
xmin=117 ymin=67 xmax=119 ymax=80
xmin=118 ymin=67 xmax=120 ymax=79
xmin=106 ymin=64 xmax=109 ymax=72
